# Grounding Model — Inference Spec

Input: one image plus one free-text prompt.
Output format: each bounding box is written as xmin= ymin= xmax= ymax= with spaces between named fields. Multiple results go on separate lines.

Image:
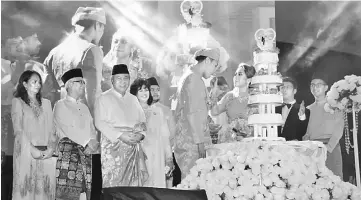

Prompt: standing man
xmin=54 ymin=68 xmax=99 ymax=200
xmin=95 ymin=64 xmax=148 ymax=187
xmin=44 ymin=7 xmax=106 ymax=199
xmin=303 ymin=75 xmax=344 ymax=179
xmin=174 ymin=48 xmax=221 ymax=179
xmin=276 ymin=77 xmax=310 ymax=141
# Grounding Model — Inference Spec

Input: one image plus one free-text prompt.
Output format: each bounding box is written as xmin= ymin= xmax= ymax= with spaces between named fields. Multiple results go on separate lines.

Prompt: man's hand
xmin=134 ymin=122 xmax=147 ymax=133
xmin=197 ymin=143 xmax=206 ymax=158
xmin=119 ymin=132 xmax=139 ymax=145
xmin=298 ymin=100 xmax=305 ymax=116
xmin=132 ymin=132 xmax=145 ymax=143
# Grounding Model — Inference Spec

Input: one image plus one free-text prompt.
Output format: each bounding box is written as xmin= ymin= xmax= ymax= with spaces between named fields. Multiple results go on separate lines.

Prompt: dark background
xmin=275 ymin=1 xmax=361 ymax=178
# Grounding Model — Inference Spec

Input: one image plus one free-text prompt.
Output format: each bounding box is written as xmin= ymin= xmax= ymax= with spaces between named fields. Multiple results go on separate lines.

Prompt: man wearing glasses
xmin=303 ymin=74 xmax=344 ymax=179
xmin=173 ymin=48 xmax=220 ymax=179
xmin=276 ymin=77 xmax=310 ymax=141
xmin=53 ymin=68 xmax=99 ymax=200
xmin=44 ymin=7 xmax=106 ymax=199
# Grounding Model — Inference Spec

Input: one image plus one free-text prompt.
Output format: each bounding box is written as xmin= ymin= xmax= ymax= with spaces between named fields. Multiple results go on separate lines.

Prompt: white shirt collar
xmin=111 ymin=88 xmax=129 ymax=99
xmin=284 ymin=100 xmax=296 ymax=105
xmin=66 ymin=95 xmax=82 ymax=103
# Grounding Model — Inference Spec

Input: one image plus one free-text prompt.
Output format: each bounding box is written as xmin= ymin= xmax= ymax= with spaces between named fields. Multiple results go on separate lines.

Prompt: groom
xmin=174 ymin=48 xmax=221 ymax=179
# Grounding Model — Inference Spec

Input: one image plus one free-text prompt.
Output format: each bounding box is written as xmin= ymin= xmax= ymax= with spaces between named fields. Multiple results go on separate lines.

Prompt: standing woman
xmin=11 ymin=70 xmax=57 ymax=200
xmin=209 ymin=63 xmax=256 ymax=143
xmin=130 ymin=78 xmax=173 ymax=188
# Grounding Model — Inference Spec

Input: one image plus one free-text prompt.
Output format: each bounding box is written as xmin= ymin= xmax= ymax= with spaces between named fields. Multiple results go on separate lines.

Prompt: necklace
xmin=29 ymin=99 xmax=42 ymax=118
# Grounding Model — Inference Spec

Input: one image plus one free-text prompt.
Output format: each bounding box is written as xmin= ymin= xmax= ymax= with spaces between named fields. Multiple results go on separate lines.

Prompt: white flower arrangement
xmin=325 ymin=74 xmax=361 ymax=113
xmin=176 ymin=142 xmax=361 ymax=200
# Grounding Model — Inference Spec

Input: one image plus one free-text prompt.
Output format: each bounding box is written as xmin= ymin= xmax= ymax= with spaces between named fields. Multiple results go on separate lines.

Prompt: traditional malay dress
xmin=12 ymin=98 xmax=57 ymax=200
xmin=54 ymin=69 xmax=98 ymax=200
xmin=304 ymin=100 xmax=344 ymax=178
xmin=94 ymin=64 xmax=148 ymax=187
xmin=174 ymin=69 xmax=212 ymax=179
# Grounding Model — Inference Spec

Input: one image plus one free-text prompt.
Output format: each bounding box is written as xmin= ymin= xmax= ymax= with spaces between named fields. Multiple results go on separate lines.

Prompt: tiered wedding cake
xmin=247 ymin=28 xmax=284 ymax=139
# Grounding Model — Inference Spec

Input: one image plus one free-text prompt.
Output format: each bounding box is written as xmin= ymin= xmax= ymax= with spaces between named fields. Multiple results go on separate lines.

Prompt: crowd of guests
xmin=1 ymin=5 xmax=349 ymax=200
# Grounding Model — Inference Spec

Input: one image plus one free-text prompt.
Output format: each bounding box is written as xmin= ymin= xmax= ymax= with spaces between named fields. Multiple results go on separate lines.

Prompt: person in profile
xmin=173 ymin=48 xmax=220 ymax=179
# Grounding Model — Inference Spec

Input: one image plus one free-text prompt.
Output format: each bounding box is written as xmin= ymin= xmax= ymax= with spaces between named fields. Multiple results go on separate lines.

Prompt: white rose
xmin=350 ymin=94 xmax=361 ymax=103
xmin=212 ymin=158 xmax=221 ymax=169
xmin=341 ymin=97 xmax=349 ymax=105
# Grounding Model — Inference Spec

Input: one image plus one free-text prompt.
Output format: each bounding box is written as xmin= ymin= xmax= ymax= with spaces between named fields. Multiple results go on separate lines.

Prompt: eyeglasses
xmin=72 ymin=80 xmax=85 ymax=85
xmin=310 ymin=83 xmax=325 ymax=89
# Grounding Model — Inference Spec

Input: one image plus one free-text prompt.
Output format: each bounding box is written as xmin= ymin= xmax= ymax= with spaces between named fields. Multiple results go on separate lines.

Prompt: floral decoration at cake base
xmin=177 ymin=141 xmax=361 ymax=200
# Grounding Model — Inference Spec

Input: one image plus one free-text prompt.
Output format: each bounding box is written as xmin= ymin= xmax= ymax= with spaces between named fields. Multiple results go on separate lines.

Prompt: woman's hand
xmin=41 ymin=149 xmax=54 ymax=159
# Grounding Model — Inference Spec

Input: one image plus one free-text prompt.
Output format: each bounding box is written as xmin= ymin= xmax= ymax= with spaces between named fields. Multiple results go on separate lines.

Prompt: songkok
xmin=194 ymin=48 xmax=220 ymax=62
xmin=112 ymin=64 xmax=129 ymax=75
xmin=71 ymin=7 xmax=106 ymax=26
xmin=61 ymin=68 xmax=83 ymax=84
xmin=147 ymin=77 xmax=159 ymax=86
xmin=312 ymin=73 xmax=329 ymax=86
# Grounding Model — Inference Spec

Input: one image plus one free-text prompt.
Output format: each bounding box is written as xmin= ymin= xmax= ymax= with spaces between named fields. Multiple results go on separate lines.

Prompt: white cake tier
xmin=253 ymin=51 xmax=279 ymax=65
xmin=248 ymin=114 xmax=284 ymax=125
xmin=250 ymin=75 xmax=283 ymax=85
xmin=248 ymin=94 xmax=283 ymax=105
xmin=254 ymin=63 xmax=278 ymax=72
xmin=242 ymin=137 xmax=285 ymax=142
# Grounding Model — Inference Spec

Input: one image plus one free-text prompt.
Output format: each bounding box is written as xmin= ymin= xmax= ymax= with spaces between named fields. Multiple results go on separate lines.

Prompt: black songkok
xmin=147 ymin=77 xmax=159 ymax=86
xmin=112 ymin=64 xmax=129 ymax=75
xmin=61 ymin=68 xmax=83 ymax=84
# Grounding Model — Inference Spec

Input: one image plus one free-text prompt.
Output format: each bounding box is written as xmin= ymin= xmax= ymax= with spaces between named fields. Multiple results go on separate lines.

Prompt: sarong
xmin=56 ymin=138 xmax=92 ymax=200
xmin=101 ymin=136 xmax=149 ymax=187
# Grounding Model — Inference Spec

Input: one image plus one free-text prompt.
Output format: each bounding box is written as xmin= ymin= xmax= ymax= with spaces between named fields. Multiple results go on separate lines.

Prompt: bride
xmin=209 ymin=63 xmax=256 ymax=143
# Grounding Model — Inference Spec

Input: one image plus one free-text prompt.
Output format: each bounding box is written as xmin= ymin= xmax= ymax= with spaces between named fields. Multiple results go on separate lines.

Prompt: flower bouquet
xmin=177 ymin=142 xmax=361 ymax=200
xmin=325 ymin=74 xmax=361 ymax=113
xmin=325 ymin=74 xmax=361 ymax=187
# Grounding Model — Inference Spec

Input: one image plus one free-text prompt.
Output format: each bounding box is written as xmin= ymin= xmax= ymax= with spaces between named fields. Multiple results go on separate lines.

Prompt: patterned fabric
xmin=43 ymin=34 xmax=102 ymax=112
xmin=216 ymin=92 xmax=256 ymax=144
xmin=142 ymin=105 xmax=172 ymax=188
xmin=12 ymin=98 xmax=56 ymax=200
xmin=101 ymin=135 xmax=148 ymax=188
xmin=56 ymin=137 xmax=92 ymax=200
xmin=44 ymin=34 xmax=95 ymax=89
xmin=174 ymin=71 xmax=211 ymax=179
xmin=218 ymin=117 xmax=251 ymax=144
xmin=1 ymin=105 xmax=14 ymax=155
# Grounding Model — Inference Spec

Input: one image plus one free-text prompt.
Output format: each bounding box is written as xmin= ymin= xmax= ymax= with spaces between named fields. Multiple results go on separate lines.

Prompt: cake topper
xmin=180 ymin=0 xmax=204 ymax=26
xmin=255 ymin=28 xmax=276 ymax=51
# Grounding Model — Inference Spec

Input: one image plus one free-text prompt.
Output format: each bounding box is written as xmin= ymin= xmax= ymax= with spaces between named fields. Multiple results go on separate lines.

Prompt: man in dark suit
xmin=276 ymin=77 xmax=310 ymax=141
